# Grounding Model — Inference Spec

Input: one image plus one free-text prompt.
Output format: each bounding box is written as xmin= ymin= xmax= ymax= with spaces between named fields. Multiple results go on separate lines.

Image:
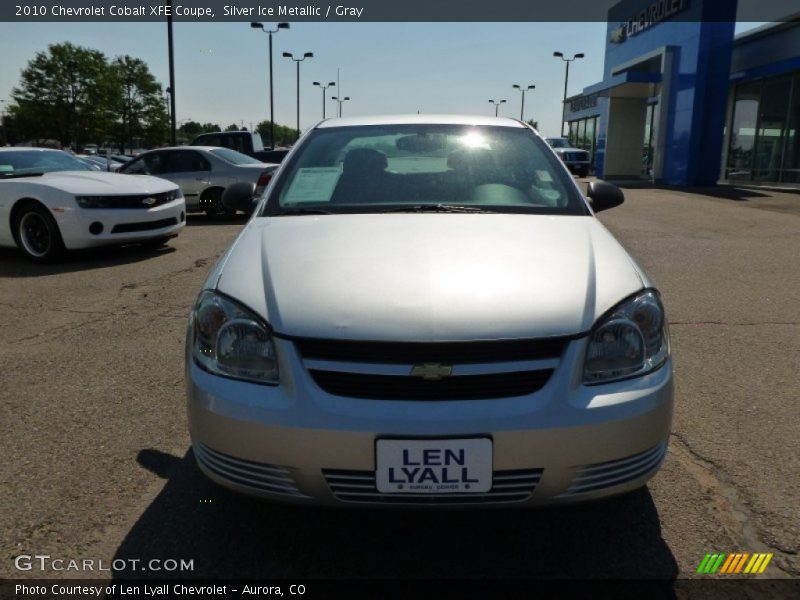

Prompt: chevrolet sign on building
xmin=610 ymin=0 xmax=689 ymax=43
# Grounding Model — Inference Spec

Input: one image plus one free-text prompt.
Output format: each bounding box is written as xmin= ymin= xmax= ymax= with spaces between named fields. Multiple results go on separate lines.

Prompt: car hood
xmin=214 ymin=214 xmax=645 ymax=341
xmin=35 ymin=171 xmax=177 ymax=194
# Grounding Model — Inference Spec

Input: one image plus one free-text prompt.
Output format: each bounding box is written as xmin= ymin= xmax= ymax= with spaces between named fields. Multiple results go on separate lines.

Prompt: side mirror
xmin=586 ymin=181 xmax=624 ymax=212
xmin=222 ymin=181 xmax=257 ymax=213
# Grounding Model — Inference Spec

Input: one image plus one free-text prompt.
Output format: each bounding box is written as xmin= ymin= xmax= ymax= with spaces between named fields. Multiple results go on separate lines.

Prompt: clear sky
xmin=0 ymin=21 xmax=765 ymax=138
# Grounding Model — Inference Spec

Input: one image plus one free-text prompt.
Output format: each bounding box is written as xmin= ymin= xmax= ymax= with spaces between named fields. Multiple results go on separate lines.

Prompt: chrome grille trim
xmin=303 ymin=357 xmax=561 ymax=377
xmin=194 ymin=442 xmax=309 ymax=498
xmin=323 ymin=468 xmax=543 ymax=505
xmin=559 ymin=443 xmax=667 ymax=497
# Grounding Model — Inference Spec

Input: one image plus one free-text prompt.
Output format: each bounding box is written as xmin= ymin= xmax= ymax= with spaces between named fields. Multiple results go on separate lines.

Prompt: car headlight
xmin=583 ymin=289 xmax=669 ymax=385
xmin=191 ymin=291 xmax=279 ymax=385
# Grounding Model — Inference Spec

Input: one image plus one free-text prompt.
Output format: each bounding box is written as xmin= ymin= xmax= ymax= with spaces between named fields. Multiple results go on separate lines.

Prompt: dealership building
xmin=562 ymin=0 xmax=800 ymax=186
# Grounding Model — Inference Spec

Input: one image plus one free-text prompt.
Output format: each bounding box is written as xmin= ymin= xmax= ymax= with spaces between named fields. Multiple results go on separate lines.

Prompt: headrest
xmin=343 ymin=148 xmax=388 ymax=174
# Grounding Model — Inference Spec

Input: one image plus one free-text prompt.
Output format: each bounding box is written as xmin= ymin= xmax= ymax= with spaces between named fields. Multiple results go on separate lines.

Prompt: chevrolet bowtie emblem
xmin=142 ymin=197 xmax=157 ymax=206
xmin=410 ymin=363 xmax=453 ymax=381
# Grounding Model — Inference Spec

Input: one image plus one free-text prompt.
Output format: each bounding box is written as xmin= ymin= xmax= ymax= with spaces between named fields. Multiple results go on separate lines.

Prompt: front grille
xmin=310 ymin=368 xmax=553 ymax=400
xmin=323 ymin=468 xmax=543 ymax=505
xmin=558 ymin=442 xmax=667 ymax=497
xmin=565 ymin=151 xmax=589 ymax=162
xmin=78 ymin=191 xmax=178 ymax=209
xmin=111 ymin=217 xmax=178 ymax=233
xmin=194 ymin=442 xmax=308 ymax=498
xmin=294 ymin=337 xmax=568 ymax=364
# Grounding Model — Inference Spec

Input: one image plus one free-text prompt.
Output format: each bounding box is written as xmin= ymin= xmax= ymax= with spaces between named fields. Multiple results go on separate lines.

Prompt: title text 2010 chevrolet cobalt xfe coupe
xmin=186 ymin=115 xmax=672 ymax=506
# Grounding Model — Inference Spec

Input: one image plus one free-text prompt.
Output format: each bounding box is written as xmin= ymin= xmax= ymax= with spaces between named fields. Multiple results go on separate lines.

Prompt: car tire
xmin=203 ymin=188 xmax=234 ymax=220
xmin=12 ymin=201 xmax=66 ymax=263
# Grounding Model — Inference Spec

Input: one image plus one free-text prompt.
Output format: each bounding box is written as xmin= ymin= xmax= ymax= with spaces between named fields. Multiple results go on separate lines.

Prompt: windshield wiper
xmin=0 ymin=172 xmax=45 ymax=179
xmin=274 ymin=207 xmax=333 ymax=216
xmin=380 ymin=204 xmax=496 ymax=214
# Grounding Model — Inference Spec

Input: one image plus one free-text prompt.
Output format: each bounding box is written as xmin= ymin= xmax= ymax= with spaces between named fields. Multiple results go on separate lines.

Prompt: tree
xmin=526 ymin=119 xmax=539 ymax=130
xmin=109 ymin=55 xmax=168 ymax=153
xmin=256 ymin=120 xmax=298 ymax=147
xmin=11 ymin=43 xmax=117 ymax=149
xmin=224 ymin=123 xmax=240 ymax=132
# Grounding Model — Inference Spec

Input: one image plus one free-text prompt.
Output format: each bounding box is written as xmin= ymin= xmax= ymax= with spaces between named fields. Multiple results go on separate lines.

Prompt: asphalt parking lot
xmin=1 ymin=184 xmax=798 ymax=581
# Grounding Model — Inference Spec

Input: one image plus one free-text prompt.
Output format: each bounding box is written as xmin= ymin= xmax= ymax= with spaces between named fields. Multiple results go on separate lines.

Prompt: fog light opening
xmin=180 ymin=211 xmax=185 ymax=222
xmin=89 ymin=221 xmax=104 ymax=235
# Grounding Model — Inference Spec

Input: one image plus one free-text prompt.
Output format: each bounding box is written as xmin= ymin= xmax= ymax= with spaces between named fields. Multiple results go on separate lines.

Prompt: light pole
xmin=166 ymin=0 xmax=176 ymax=146
xmin=313 ymin=81 xmax=336 ymax=119
xmin=512 ymin=84 xmax=535 ymax=121
xmin=251 ymin=22 xmax=289 ymax=149
xmin=488 ymin=99 xmax=506 ymax=117
xmin=553 ymin=51 xmax=584 ymax=137
xmin=283 ymin=51 xmax=313 ymax=140
xmin=0 ymin=100 xmax=6 ymax=146
xmin=331 ymin=96 xmax=350 ymax=117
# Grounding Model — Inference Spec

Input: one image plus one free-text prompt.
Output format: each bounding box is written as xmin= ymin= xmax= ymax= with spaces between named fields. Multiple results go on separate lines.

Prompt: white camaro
xmin=0 ymin=148 xmax=186 ymax=263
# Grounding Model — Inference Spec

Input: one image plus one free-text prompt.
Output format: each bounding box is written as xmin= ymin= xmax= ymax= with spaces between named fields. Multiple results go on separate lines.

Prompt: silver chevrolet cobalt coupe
xmin=186 ymin=115 xmax=673 ymax=506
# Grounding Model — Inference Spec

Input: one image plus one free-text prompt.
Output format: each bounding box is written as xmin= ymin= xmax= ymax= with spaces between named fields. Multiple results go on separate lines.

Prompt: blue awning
xmin=583 ymin=71 xmax=662 ymax=98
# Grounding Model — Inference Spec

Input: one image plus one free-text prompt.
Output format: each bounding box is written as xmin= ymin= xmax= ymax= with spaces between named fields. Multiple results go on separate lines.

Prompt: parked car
xmin=186 ymin=115 xmax=673 ymax=507
xmin=545 ymin=137 xmax=591 ymax=177
xmin=190 ymin=130 xmax=291 ymax=164
xmin=118 ymin=146 xmax=278 ymax=218
xmin=77 ymin=154 xmax=124 ymax=171
xmin=82 ymin=144 xmax=99 ymax=155
xmin=0 ymin=148 xmax=185 ymax=263
xmin=74 ymin=156 xmax=103 ymax=171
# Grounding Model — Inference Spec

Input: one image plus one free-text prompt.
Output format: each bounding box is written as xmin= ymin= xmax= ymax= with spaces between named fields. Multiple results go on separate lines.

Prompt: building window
xmin=726 ymin=71 xmax=800 ymax=184
xmin=566 ymin=116 xmax=599 ymax=172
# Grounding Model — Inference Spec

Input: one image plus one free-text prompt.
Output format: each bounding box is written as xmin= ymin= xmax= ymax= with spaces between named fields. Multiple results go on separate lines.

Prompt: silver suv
xmin=545 ymin=137 xmax=591 ymax=177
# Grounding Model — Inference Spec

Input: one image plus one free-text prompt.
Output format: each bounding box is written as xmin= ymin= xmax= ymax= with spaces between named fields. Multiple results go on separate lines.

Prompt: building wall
xmin=595 ymin=0 xmax=737 ymax=185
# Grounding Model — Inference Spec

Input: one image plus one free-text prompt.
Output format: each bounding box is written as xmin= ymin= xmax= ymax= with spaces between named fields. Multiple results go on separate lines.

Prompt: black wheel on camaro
xmin=13 ymin=202 xmax=65 ymax=263
xmin=204 ymin=188 xmax=234 ymax=220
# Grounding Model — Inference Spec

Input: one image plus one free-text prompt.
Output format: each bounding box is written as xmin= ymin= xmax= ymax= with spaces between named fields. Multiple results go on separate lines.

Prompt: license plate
xmin=375 ymin=438 xmax=492 ymax=494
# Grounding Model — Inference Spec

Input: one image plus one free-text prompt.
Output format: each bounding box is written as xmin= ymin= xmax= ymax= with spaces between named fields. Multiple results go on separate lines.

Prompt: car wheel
xmin=203 ymin=188 xmax=234 ymax=220
xmin=13 ymin=201 xmax=65 ymax=263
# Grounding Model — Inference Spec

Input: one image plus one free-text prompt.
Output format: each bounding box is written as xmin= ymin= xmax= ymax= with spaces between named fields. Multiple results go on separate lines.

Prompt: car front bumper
xmin=53 ymin=200 xmax=186 ymax=249
xmin=186 ymin=335 xmax=673 ymax=507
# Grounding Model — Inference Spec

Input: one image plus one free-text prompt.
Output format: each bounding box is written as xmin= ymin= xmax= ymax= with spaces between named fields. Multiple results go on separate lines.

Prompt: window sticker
xmin=283 ymin=167 xmax=342 ymax=203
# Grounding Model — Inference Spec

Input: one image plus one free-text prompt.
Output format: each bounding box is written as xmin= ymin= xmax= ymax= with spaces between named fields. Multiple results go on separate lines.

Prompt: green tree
xmin=11 ymin=42 xmax=116 ymax=149
xmin=256 ymin=120 xmax=298 ymax=147
xmin=109 ymin=55 xmax=168 ymax=153
xmin=224 ymin=123 xmax=240 ymax=132
xmin=526 ymin=119 xmax=539 ymax=130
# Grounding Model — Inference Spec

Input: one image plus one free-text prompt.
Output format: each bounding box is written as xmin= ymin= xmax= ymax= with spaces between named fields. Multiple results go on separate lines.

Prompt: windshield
xmin=0 ymin=150 xmax=93 ymax=178
xmin=209 ymin=147 xmax=262 ymax=165
xmin=263 ymin=124 xmax=586 ymax=216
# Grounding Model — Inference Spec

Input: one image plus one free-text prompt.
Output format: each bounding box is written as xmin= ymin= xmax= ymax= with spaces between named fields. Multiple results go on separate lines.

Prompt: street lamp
xmin=331 ymin=96 xmax=350 ymax=117
xmin=512 ymin=84 xmax=535 ymax=121
xmin=553 ymin=51 xmax=584 ymax=137
xmin=0 ymin=99 xmax=7 ymax=146
xmin=488 ymin=99 xmax=506 ymax=117
xmin=251 ymin=21 xmax=290 ymax=149
xmin=283 ymin=51 xmax=314 ymax=140
xmin=313 ymin=81 xmax=336 ymax=119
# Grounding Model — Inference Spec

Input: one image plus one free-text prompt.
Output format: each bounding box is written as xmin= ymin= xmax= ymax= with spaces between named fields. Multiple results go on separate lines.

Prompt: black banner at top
xmin=0 ymin=0 xmax=798 ymax=22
